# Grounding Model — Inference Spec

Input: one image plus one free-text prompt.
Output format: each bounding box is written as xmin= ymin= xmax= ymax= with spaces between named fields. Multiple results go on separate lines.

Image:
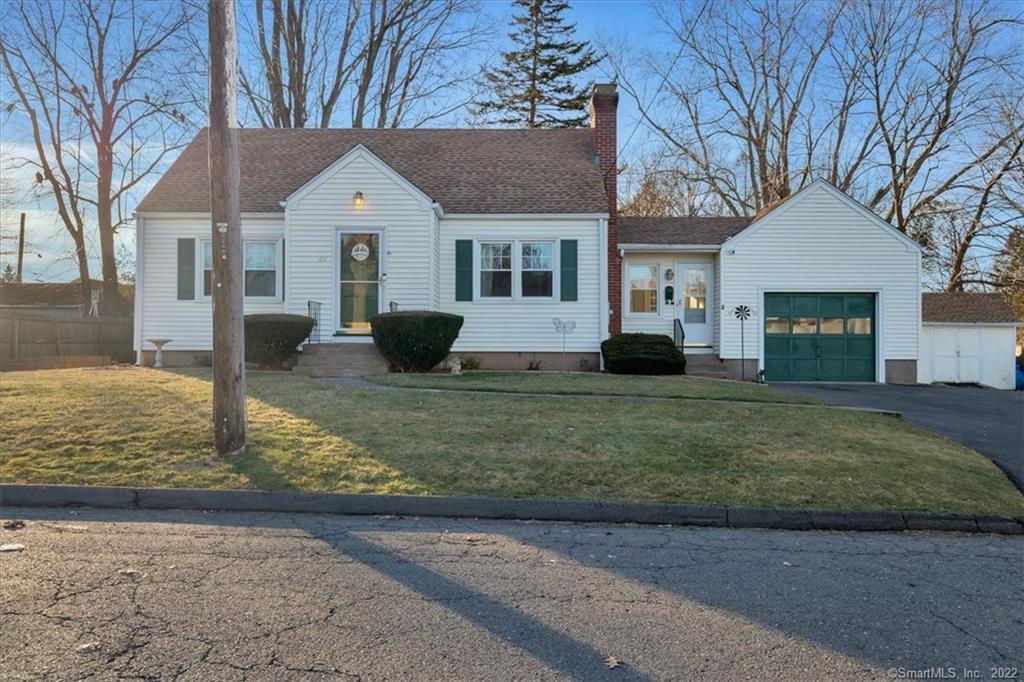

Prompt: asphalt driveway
xmin=774 ymin=383 xmax=1024 ymax=488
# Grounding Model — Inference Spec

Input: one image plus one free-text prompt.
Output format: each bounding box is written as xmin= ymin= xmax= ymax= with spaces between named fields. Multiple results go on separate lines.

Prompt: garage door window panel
xmin=792 ymin=318 xmax=818 ymax=334
xmin=820 ymin=318 xmax=844 ymax=334
xmin=847 ymin=317 xmax=872 ymax=334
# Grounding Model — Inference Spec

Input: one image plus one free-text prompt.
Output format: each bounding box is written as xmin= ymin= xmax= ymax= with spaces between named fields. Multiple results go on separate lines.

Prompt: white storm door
xmin=678 ymin=263 xmax=712 ymax=346
xmin=955 ymin=329 xmax=981 ymax=383
xmin=338 ymin=231 xmax=383 ymax=334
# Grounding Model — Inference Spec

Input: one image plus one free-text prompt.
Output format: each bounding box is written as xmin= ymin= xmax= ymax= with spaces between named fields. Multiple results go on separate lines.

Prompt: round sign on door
xmin=351 ymin=243 xmax=370 ymax=261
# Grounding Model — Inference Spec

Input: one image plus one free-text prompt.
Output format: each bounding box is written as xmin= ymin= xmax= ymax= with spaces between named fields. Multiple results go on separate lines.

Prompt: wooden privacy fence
xmin=0 ymin=313 xmax=133 ymax=369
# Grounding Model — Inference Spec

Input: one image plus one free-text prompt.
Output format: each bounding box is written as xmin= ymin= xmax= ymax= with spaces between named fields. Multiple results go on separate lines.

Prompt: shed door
xmin=931 ymin=327 xmax=981 ymax=384
xmin=764 ymin=293 xmax=875 ymax=381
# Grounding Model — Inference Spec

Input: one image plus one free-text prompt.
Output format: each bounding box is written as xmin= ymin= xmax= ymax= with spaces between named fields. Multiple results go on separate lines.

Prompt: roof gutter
xmin=922 ymin=321 xmax=1022 ymax=328
xmin=617 ymin=243 xmax=722 ymax=252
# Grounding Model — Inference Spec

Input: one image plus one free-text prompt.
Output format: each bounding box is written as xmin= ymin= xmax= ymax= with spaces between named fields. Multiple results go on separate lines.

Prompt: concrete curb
xmin=1 ymin=485 xmax=1021 ymax=535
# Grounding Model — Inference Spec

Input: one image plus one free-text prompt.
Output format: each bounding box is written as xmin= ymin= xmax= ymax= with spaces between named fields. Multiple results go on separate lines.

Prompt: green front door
xmin=763 ymin=293 xmax=875 ymax=381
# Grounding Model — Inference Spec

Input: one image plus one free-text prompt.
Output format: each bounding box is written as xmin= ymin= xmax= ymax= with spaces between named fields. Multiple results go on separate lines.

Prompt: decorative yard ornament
xmin=552 ymin=317 xmax=576 ymax=372
xmin=733 ymin=305 xmax=753 ymax=381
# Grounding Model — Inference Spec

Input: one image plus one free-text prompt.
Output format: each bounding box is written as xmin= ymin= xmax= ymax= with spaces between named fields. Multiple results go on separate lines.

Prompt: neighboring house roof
xmin=922 ymin=292 xmax=1020 ymax=324
xmin=137 ymin=128 xmax=608 ymax=215
xmin=0 ymin=281 xmax=134 ymax=308
xmin=618 ymin=216 xmax=752 ymax=245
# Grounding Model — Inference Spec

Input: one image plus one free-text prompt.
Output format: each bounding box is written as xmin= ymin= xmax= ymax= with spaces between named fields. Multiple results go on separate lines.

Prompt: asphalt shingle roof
xmin=137 ymin=128 xmax=608 ymax=215
xmin=922 ymin=292 xmax=1020 ymax=324
xmin=617 ymin=216 xmax=753 ymax=246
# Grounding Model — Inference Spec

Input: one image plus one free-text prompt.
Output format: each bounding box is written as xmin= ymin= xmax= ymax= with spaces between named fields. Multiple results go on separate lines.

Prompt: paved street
xmin=775 ymin=382 xmax=1024 ymax=487
xmin=1 ymin=508 xmax=1021 ymax=680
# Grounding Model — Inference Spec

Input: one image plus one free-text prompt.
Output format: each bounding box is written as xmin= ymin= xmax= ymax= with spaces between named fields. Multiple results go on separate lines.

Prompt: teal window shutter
xmin=177 ymin=238 xmax=195 ymax=300
xmin=560 ymin=239 xmax=578 ymax=301
xmin=455 ymin=240 xmax=473 ymax=301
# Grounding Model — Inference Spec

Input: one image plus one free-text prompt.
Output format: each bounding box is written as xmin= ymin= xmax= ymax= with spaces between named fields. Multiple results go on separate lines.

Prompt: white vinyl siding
xmin=283 ymin=152 xmax=434 ymax=338
xmin=137 ymin=216 xmax=285 ymax=351
xmin=440 ymin=217 xmax=602 ymax=352
xmin=719 ymin=183 xmax=921 ymax=372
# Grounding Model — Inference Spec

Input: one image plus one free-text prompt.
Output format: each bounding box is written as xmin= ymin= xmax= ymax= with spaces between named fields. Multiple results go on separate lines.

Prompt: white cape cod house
xmin=134 ymin=84 xmax=1020 ymax=387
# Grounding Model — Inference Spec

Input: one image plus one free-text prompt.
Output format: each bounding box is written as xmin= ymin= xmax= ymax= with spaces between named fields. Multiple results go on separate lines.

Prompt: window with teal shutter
xmin=560 ymin=239 xmax=577 ymax=301
xmin=455 ymin=240 xmax=473 ymax=301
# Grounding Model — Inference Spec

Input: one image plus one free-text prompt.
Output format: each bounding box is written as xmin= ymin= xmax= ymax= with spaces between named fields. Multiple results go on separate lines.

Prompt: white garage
xmin=919 ymin=293 xmax=1020 ymax=390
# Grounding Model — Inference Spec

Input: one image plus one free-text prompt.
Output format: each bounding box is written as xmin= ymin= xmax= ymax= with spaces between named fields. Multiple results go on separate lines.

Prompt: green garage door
xmin=763 ymin=293 xmax=875 ymax=381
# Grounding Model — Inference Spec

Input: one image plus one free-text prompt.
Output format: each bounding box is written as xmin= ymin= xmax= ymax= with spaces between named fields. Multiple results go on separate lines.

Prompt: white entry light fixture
xmin=352 ymin=191 xmax=365 ymax=209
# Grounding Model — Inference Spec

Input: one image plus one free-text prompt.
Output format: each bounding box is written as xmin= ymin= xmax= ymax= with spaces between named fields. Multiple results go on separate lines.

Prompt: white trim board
xmin=923 ymin=322 xmax=1021 ymax=328
xmin=442 ymin=212 xmax=609 ymax=221
xmin=618 ymin=244 xmax=721 ymax=252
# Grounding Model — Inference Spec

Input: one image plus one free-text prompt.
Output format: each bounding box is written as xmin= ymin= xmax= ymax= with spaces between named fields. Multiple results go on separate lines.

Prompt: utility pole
xmin=16 ymin=212 xmax=25 ymax=282
xmin=208 ymin=0 xmax=246 ymax=453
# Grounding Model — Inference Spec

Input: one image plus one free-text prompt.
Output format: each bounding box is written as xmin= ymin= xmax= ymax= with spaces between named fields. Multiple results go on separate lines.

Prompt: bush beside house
xmin=371 ymin=311 xmax=464 ymax=372
xmin=602 ymin=333 xmax=686 ymax=375
xmin=244 ymin=314 xmax=315 ymax=368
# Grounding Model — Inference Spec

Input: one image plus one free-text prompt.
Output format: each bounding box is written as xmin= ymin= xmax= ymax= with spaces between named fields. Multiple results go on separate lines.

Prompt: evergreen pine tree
xmin=475 ymin=0 xmax=600 ymax=128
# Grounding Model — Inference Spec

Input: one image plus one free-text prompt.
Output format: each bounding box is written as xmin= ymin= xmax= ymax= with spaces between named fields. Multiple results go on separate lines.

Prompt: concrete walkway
xmin=2 ymin=507 xmax=1021 ymax=680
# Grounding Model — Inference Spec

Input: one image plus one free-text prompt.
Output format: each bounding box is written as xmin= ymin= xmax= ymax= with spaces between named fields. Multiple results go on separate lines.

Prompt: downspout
xmin=133 ymin=214 xmax=144 ymax=365
xmin=598 ymin=216 xmax=609 ymax=370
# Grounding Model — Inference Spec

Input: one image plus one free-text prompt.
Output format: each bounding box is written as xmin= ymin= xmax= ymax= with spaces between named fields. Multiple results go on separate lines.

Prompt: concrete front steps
xmin=684 ymin=352 xmax=732 ymax=379
xmin=292 ymin=343 xmax=389 ymax=378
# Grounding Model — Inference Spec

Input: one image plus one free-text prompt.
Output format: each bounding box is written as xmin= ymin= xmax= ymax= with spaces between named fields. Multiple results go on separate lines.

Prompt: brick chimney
xmin=590 ymin=83 xmax=620 ymax=334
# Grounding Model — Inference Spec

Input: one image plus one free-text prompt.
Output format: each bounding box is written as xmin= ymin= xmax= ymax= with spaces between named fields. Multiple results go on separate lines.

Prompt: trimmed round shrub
xmin=371 ymin=311 xmax=464 ymax=372
xmin=601 ymin=333 xmax=686 ymax=375
xmin=244 ymin=314 xmax=315 ymax=368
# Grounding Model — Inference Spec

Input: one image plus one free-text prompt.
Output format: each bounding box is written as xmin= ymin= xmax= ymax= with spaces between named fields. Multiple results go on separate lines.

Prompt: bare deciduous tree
xmin=1 ymin=0 xmax=197 ymax=314
xmin=611 ymin=0 xmax=1023 ymax=297
xmin=851 ymin=0 xmax=1023 ymax=232
xmin=620 ymin=154 xmax=722 ymax=217
xmin=240 ymin=0 xmax=486 ymax=129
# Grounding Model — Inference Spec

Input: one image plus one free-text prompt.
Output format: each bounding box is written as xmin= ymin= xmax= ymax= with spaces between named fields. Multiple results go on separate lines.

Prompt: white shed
xmin=919 ymin=293 xmax=1020 ymax=390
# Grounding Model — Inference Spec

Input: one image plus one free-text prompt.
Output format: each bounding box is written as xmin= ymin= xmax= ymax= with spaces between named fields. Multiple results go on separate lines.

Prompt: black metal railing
xmin=673 ymin=318 xmax=685 ymax=349
xmin=307 ymin=300 xmax=323 ymax=344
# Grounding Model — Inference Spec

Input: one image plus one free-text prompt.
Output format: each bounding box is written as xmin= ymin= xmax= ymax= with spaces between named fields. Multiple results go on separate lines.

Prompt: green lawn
xmin=1 ymin=368 xmax=1021 ymax=515
xmin=371 ymin=371 xmax=823 ymax=404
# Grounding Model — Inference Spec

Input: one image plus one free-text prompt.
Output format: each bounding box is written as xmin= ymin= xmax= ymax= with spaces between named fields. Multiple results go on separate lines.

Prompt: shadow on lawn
xmin=165 ymin=369 xmax=433 ymax=495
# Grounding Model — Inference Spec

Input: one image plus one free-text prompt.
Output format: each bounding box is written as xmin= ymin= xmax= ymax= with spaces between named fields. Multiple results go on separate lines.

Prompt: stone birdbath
xmin=147 ymin=338 xmax=172 ymax=368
